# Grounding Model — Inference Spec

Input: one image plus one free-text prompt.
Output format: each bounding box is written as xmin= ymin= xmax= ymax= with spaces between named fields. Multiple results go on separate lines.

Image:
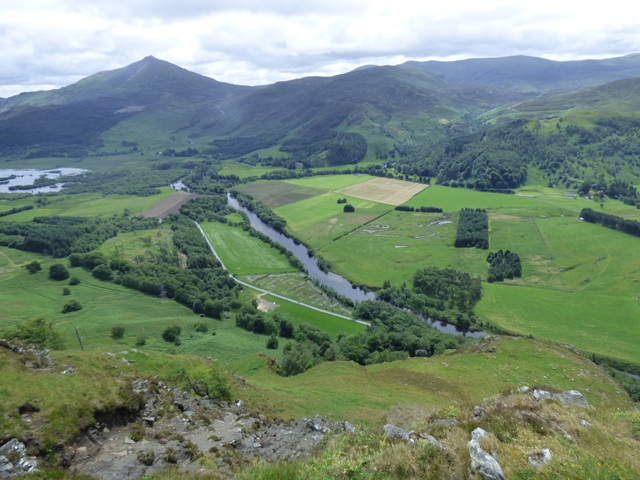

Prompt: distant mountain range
xmin=1 ymin=54 xmax=640 ymax=158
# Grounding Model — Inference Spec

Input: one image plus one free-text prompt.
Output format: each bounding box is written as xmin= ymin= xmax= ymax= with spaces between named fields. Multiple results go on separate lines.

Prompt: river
xmin=226 ymin=193 xmax=486 ymax=338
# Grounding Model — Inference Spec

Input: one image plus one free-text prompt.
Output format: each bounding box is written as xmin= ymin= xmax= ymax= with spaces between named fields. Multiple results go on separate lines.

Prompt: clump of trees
xmin=62 ymin=300 xmax=82 ymax=313
xmin=343 ymin=204 xmax=355 ymax=213
xmin=67 ymin=212 xmax=239 ymax=318
xmin=25 ymin=260 xmax=41 ymax=274
xmin=454 ymin=209 xmax=488 ymax=249
xmin=486 ymin=250 xmax=522 ymax=282
xmin=49 ymin=263 xmax=69 ymax=280
xmin=0 ymin=214 xmax=159 ymax=257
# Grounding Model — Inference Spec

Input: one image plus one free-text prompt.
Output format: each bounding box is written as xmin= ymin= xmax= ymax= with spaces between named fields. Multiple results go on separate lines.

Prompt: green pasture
xmin=258 ymin=293 xmax=364 ymax=338
xmin=200 ymin=221 xmax=297 ymax=274
xmin=96 ymin=228 xmax=176 ymax=263
xmin=234 ymin=180 xmax=327 ymax=208
xmin=233 ymin=336 xmax=626 ymax=425
xmin=0 ymin=188 xmax=174 ymax=222
xmin=0 ymin=249 xmax=282 ymax=364
xmin=267 ymin=177 xmax=640 ymax=364
xmin=282 ymin=174 xmax=374 ymax=190
xmin=219 ymin=161 xmax=287 ymax=179
xmin=477 ymin=284 xmax=639 ymax=365
xmin=274 ymin=192 xmax=389 ymax=241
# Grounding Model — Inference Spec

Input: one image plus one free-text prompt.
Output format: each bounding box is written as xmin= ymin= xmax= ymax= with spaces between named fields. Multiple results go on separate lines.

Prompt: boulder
xmin=528 ymin=448 xmax=552 ymax=468
xmin=554 ymin=390 xmax=589 ymax=408
xmin=468 ymin=428 xmax=504 ymax=480
xmin=383 ymin=424 xmax=410 ymax=441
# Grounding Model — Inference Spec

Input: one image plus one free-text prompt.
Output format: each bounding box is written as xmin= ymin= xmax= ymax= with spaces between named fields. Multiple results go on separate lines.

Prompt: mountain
xmin=2 ymin=54 xmax=640 ymax=158
xmin=403 ymin=54 xmax=640 ymax=96
xmin=0 ymin=56 xmax=249 ymax=150
xmin=508 ymin=77 xmax=640 ymax=116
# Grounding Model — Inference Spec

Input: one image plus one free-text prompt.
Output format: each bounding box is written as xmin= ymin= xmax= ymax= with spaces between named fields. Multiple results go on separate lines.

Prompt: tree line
xmin=579 ymin=208 xmax=640 ymax=238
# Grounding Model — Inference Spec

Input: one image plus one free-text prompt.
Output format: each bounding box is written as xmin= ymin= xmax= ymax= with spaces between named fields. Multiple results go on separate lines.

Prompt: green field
xmin=261 ymin=179 xmax=640 ymax=365
xmin=200 ymin=221 xmax=298 ymax=274
xmin=0 ymin=248 xmax=283 ymax=364
xmin=0 ymin=188 xmax=174 ymax=222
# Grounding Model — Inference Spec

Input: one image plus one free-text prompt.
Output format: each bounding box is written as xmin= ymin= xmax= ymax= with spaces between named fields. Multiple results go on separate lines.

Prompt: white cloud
xmin=1 ymin=0 xmax=640 ymax=97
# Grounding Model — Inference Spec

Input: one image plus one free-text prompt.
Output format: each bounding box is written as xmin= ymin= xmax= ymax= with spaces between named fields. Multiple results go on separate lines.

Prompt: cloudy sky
xmin=2 ymin=0 xmax=639 ymax=98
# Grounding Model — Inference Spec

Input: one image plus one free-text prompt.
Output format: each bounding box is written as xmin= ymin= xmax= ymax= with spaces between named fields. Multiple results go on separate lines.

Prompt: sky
xmin=2 ymin=0 xmax=640 ymax=98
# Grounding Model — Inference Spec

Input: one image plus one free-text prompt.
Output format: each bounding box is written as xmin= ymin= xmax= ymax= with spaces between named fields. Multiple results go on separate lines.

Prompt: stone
xmin=554 ymin=390 xmax=589 ymax=408
xmin=383 ymin=424 xmax=410 ymax=441
xmin=473 ymin=405 xmax=486 ymax=417
xmin=468 ymin=428 xmax=504 ymax=480
xmin=580 ymin=419 xmax=592 ymax=427
xmin=0 ymin=439 xmax=27 ymax=458
xmin=528 ymin=448 xmax=553 ymax=468
xmin=433 ymin=418 xmax=459 ymax=427
xmin=422 ymin=434 xmax=443 ymax=448
xmin=342 ymin=421 xmax=357 ymax=434
xmin=533 ymin=389 xmax=552 ymax=401
xmin=517 ymin=386 xmax=531 ymax=394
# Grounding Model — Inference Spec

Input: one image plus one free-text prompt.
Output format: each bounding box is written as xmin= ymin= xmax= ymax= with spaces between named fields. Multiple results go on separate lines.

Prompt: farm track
xmin=194 ymin=222 xmax=370 ymax=327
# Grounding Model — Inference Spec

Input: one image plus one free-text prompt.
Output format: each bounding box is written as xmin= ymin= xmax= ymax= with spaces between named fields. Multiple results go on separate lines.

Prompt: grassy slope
xmin=234 ymin=336 xmax=631 ymax=425
xmin=0 ymin=247 xmax=283 ymax=364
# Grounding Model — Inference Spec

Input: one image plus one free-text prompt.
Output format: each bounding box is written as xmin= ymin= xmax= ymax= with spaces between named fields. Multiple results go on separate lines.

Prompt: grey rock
xmin=0 ymin=456 xmax=14 ymax=477
xmin=468 ymin=428 xmax=504 ymax=480
xmin=383 ymin=424 xmax=410 ymax=441
xmin=433 ymin=418 xmax=459 ymax=427
xmin=554 ymin=390 xmax=589 ymax=408
xmin=0 ymin=439 xmax=26 ymax=458
xmin=528 ymin=448 xmax=553 ymax=468
xmin=423 ymin=434 xmax=443 ymax=448
xmin=473 ymin=406 xmax=486 ymax=417
xmin=342 ymin=421 xmax=357 ymax=434
xmin=517 ymin=386 xmax=531 ymax=394
xmin=580 ymin=419 xmax=592 ymax=427
xmin=533 ymin=389 xmax=552 ymax=401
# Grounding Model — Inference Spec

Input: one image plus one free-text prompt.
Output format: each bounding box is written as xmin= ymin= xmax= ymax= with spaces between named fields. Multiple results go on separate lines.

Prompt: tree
xmin=49 ymin=263 xmax=70 ymax=280
xmin=203 ymin=299 xmax=224 ymax=319
xmin=279 ymin=319 xmax=294 ymax=338
xmin=25 ymin=260 xmax=42 ymax=274
xmin=111 ymin=324 xmax=125 ymax=339
xmin=343 ymin=204 xmax=355 ymax=213
xmin=62 ymin=287 xmax=71 ymax=295
xmin=162 ymin=325 xmax=181 ymax=343
xmin=266 ymin=334 xmax=279 ymax=349
xmin=92 ymin=264 xmax=114 ymax=281
xmin=62 ymin=300 xmax=82 ymax=313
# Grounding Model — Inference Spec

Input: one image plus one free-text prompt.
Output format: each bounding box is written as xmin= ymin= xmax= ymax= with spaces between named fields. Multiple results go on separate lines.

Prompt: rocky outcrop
xmin=467 ymin=428 xmax=504 ymax=480
xmin=383 ymin=424 xmax=442 ymax=447
xmin=0 ymin=439 xmax=38 ymax=479
xmin=70 ymin=380 xmax=355 ymax=479
xmin=521 ymin=387 xmax=590 ymax=408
